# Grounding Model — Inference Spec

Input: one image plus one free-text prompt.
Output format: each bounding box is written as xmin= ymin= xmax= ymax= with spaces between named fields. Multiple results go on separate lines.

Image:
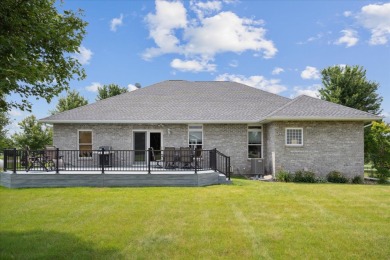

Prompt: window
xmin=78 ymin=130 xmax=92 ymax=157
xmin=286 ymin=128 xmax=303 ymax=146
xmin=248 ymin=126 xmax=262 ymax=158
xmin=188 ymin=125 xmax=203 ymax=153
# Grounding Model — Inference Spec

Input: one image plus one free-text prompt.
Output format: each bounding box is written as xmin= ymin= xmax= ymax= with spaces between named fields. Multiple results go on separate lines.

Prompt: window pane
xmin=248 ymin=131 xmax=261 ymax=144
xmin=79 ymin=145 xmax=92 ymax=157
xmin=79 ymin=131 xmax=92 ymax=144
xmin=189 ymin=125 xmax=202 ymax=130
xmin=189 ymin=131 xmax=202 ymax=144
xmin=286 ymin=129 xmax=302 ymax=145
xmin=248 ymin=145 xmax=261 ymax=158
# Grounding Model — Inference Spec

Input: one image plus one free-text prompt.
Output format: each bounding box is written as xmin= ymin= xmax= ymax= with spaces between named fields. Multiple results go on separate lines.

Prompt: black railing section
xmin=3 ymin=148 xmax=231 ymax=179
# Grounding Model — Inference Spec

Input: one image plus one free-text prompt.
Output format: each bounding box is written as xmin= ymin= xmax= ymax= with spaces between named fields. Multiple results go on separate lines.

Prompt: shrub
xmin=327 ymin=171 xmax=349 ymax=183
xmin=293 ymin=170 xmax=316 ymax=183
xmin=351 ymin=175 xmax=363 ymax=184
xmin=276 ymin=170 xmax=293 ymax=182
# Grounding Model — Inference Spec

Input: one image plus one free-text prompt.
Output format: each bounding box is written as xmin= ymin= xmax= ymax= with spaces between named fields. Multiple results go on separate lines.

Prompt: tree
xmin=51 ymin=90 xmax=88 ymax=114
xmin=96 ymin=84 xmax=128 ymax=101
xmin=366 ymin=121 xmax=390 ymax=183
xmin=0 ymin=112 xmax=13 ymax=150
xmin=0 ymin=0 xmax=87 ymax=113
xmin=319 ymin=65 xmax=383 ymax=115
xmin=12 ymin=115 xmax=52 ymax=150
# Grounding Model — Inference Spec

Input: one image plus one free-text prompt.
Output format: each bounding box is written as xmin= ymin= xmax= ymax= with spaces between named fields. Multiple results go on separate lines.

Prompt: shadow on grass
xmin=0 ymin=230 xmax=120 ymax=259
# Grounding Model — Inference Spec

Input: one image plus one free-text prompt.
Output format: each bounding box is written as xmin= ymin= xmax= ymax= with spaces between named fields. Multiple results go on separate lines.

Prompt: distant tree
xmin=96 ymin=84 xmax=128 ymax=101
xmin=0 ymin=112 xmax=13 ymax=150
xmin=319 ymin=65 xmax=383 ymax=115
xmin=51 ymin=90 xmax=88 ymax=115
xmin=134 ymin=83 xmax=142 ymax=89
xmin=12 ymin=115 xmax=52 ymax=150
xmin=366 ymin=121 xmax=390 ymax=183
xmin=0 ymin=0 xmax=87 ymax=113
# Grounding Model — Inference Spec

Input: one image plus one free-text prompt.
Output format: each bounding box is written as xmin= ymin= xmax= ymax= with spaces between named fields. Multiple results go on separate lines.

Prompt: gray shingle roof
xmin=40 ymin=80 xmax=381 ymax=123
xmin=264 ymin=95 xmax=382 ymax=121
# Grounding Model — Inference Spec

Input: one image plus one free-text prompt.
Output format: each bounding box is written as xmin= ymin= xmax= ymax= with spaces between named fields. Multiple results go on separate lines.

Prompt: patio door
xmin=133 ymin=131 xmax=162 ymax=162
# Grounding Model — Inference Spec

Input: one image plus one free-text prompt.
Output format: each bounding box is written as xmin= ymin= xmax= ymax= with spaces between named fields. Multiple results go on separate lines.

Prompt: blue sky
xmin=7 ymin=0 xmax=390 ymax=134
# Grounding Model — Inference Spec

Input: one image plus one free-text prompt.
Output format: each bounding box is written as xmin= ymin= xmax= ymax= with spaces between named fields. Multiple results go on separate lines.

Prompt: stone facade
xmin=265 ymin=121 xmax=364 ymax=177
xmin=53 ymin=121 xmax=364 ymax=177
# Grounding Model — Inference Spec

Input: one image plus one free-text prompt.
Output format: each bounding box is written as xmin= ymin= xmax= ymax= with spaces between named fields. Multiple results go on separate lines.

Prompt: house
xmin=40 ymin=80 xmax=381 ymax=178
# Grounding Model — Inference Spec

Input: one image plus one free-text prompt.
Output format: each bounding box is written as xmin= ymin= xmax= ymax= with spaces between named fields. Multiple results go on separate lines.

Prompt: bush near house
xmin=293 ymin=170 xmax=317 ymax=183
xmin=327 ymin=171 xmax=349 ymax=183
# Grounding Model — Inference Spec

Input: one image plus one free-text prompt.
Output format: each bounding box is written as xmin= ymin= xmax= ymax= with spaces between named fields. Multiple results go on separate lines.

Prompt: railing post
xmin=13 ymin=148 xmax=17 ymax=174
xmin=101 ymin=148 xmax=105 ymax=174
xmin=213 ymin=148 xmax=217 ymax=172
xmin=3 ymin=149 xmax=7 ymax=172
xmin=228 ymin=157 xmax=231 ymax=180
xmin=56 ymin=148 xmax=59 ymax=174
xmin=194 ymin=149 xmax=197 ymax=174
xmin=148 ymin=148 xmax=151 ymax=174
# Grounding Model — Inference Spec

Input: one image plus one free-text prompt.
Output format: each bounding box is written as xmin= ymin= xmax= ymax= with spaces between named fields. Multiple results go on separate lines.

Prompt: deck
xmin=0 ymin=170 xmax=230 ymax=188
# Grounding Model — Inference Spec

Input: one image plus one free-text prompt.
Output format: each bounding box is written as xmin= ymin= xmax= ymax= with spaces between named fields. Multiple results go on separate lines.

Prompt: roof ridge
xmin=263 ymin=95 xmax=303 ymax=119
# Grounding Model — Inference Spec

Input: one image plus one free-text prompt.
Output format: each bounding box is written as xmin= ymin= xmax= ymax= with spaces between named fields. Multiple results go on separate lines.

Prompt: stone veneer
xmin=265 ymin=121 xmax=364 ymax=178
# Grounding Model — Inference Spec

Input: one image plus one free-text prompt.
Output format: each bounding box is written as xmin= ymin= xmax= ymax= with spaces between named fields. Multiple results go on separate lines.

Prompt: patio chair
xmin=44 ymin=145 xmax=65 ymax=170
xmin=194 ymin=148 xmax=203 ymax=169
xmin=163 ymin=147 xmax=176 ymax=169
xmin=180 ymin=147 xmax=193 ymax=169
xmin=150 ymin=147 xmax=163 ymax=168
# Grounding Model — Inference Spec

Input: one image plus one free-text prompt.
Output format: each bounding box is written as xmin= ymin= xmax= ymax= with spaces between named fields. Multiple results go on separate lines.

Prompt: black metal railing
xmin=3 ymin=148 xmax=231 ymax=179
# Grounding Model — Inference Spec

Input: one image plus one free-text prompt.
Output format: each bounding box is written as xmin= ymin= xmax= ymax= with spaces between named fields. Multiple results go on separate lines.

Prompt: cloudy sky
xmin=7 ymin=0 xmax=390 ymax=133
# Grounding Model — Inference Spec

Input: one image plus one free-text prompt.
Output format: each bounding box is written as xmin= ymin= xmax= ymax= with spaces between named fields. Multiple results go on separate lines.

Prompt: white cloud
xmin=271 ymin=67 xmax=284 ymax=75
xmin=85 ymin=82 xmax=102 ymax=92
xmin=335 ymin=29 xmax=359 ymax=47
xmin=301 ymin=66 xmax=320 ymax=80
xmin=190 ymin=0 xmax=222 ymax=19
xmin=143 ymin=0 xmax=187 ymax=60
xmin=143 ymin=0 xmax=277 ymax=72
xmin=215 ymin=73 xmax=287 ymax=94
xmin=184 ymin=11 xmax=276 ymax=59
xmin=343 ymin=11 xmax=352 ymax=17
xmin=110 ymin=14 xmax=124 ymax=32
xmin=171 ymin=58 xmax=216 ymax=72
xmin=357 ymin=3 xmax=390 ymax=45
xmin=292 ymin=84 xmax=321 ymax=98
xmin=127 ymin=84 xmax=139 ymax=91
xmin=9 ymin=109 xmax=22 ymax=117
xmin=229 ymin=59 xmax=238 ymax=67
xmin=73 ymin=46 xmax=93 ymax=65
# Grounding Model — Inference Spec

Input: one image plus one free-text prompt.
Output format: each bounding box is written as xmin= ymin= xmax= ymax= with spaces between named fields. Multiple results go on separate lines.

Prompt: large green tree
xmin=366 ymin=121 xmax=390 ymax=183
xmin=319 ymin=65 xmax=383 ymax=115
xmin=51 ymin=90 xmax=88 ymax=114
xmin=12 ymin=115 xmax=52 ymax=150
xmin=0 ymin=0 xmax=87 ymax=113
xmin=96 ymin=84 xmax=128 ymax=101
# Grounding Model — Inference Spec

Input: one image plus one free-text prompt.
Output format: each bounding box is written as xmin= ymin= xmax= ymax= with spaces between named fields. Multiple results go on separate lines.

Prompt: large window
xmin=78 ymin=130 xmax=92 ymax=157
xmin=248 ymin=126 xmax=262 ymax=158
xmin=188 ymin=125 xmax=203 ymax=152
xmin=285 ymin=128 xmax=303 ymax=146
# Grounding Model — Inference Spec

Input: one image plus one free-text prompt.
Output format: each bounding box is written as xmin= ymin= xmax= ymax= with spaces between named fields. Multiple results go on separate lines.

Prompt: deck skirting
xmin=0 ymin=171 xmax=229 ymax=188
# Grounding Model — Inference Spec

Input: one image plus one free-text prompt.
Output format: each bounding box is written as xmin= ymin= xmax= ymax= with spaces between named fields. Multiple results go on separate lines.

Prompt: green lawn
xmin=0 ymin=180 xmax=389 ymax=259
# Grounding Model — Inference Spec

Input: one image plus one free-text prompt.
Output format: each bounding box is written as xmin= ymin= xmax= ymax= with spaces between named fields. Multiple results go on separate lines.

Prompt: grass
xmin=0 ymin=179 xmax=389 ymax=259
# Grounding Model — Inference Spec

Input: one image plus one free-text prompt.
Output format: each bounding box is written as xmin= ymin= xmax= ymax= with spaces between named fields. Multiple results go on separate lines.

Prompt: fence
xmin=3 ymin=148 xmax=231 ymax=180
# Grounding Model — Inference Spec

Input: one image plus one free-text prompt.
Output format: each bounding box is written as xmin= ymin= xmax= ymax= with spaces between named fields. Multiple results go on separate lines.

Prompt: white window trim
xmin=247 ymin=125 xmax=263 ymax=159
xmin=77 ymin=129 xmax=93 ymax=159
xmin=285 ymin=128 xmax=304 ymax=147
xmin=188 ymin=124 xmax=203 ymax=149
